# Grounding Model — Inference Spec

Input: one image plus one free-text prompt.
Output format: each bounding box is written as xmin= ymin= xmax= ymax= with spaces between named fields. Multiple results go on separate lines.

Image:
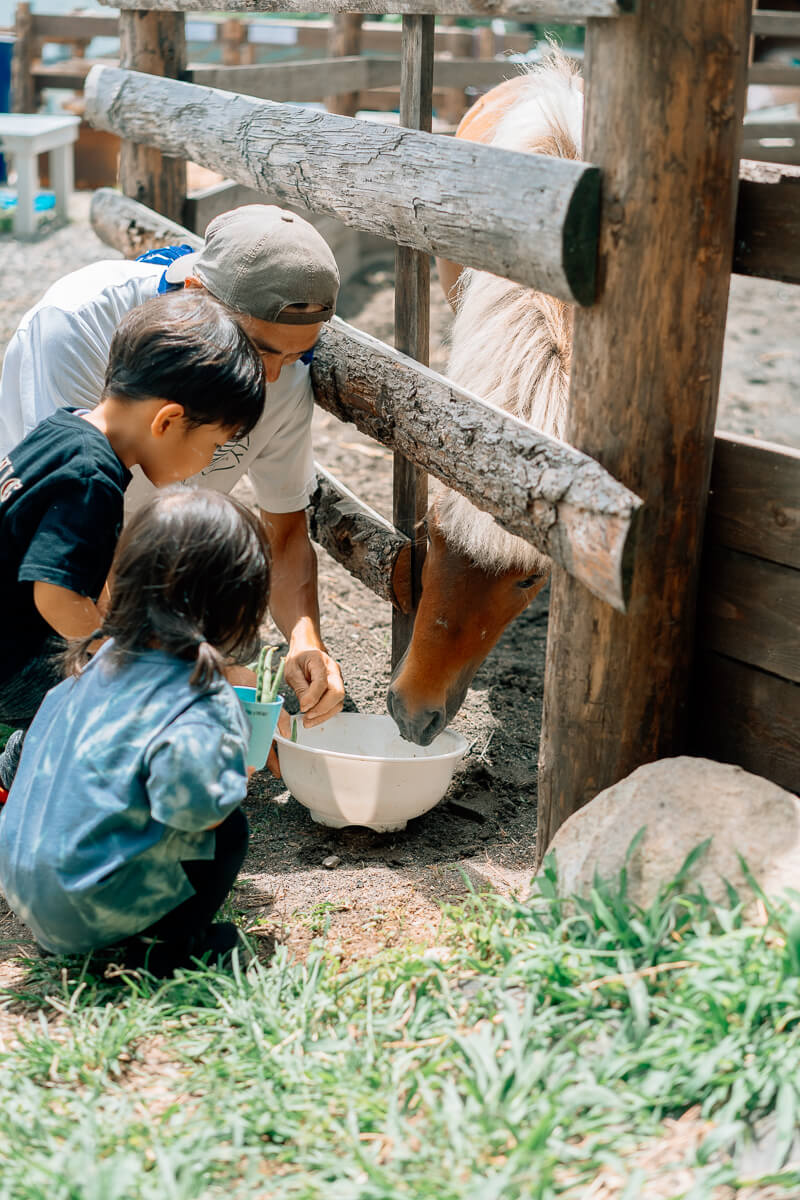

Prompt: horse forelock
xmin=433 ymin=56 xmax=580 ymax=577
xmin=491 ymin=56 xmax=583 ymax=160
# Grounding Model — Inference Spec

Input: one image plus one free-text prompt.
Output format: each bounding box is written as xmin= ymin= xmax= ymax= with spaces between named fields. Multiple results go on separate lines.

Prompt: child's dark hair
xmin=104 ymin=290 xmax=265 ymax=438
xmin=66 ymin=489 xmax=271 ymax=688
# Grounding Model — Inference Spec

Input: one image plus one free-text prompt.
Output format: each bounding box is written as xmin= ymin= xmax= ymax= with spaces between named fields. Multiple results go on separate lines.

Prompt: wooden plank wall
xmin=692 ymin=433 xmax=800 ymax=794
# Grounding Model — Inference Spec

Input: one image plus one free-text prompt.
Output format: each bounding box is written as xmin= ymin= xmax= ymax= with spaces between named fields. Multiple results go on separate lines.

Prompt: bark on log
xmin=90 ymin=187 xmax=203 ymax=256
xmin=311 ymin=320 xmax=642 ymax=612
xmin=307 ymin=466 xmax=412 ymax=612
xmin=83 ymin=64 xmax=600 ymax=306
xmin=538 ymin=0 xmax=752 ymax=861
xmin=100 ymin=0 xmax=629 ymax=19
xmin=118 ymin=11 xmax=186 ymax=223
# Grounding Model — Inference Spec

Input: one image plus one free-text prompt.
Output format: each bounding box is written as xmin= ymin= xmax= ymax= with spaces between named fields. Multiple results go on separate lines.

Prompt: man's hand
xmin=286 ymin=646 xmax=344 ymax=728
xmin=259 ymin=507 xmax=345 ymax=730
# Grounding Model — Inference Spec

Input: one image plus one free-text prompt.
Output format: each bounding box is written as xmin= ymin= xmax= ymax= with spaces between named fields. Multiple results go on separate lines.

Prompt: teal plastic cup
xmin=234 ymin=686 xmax=284 ymax=770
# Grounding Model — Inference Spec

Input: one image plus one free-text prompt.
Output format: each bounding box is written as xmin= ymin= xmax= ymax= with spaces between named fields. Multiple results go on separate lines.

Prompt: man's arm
xmin=259 ymin=508 xmax=344 ymax=727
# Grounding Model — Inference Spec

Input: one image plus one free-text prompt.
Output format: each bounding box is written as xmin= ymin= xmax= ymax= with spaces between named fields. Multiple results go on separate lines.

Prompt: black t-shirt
xmin=0 ymin=409 xmax=131 ymax=684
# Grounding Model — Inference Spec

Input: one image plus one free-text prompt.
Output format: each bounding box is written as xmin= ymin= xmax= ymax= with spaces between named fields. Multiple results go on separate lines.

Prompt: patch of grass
xmin=1 ymin=849 xmax=800 ymax=1198
xmin=0 ymin=723 xmax=14 ymax=753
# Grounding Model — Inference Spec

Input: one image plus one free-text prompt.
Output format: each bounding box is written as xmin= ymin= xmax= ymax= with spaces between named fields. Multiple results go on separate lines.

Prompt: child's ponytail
xmin=191 ymin=637 xmax=229 ymax=690
xmin=63 ymin=628 xmax=106 ymax=679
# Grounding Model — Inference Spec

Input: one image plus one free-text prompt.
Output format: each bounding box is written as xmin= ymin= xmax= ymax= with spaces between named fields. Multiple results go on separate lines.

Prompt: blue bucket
xmin=234 ymin=686 xmax=284 ymax=770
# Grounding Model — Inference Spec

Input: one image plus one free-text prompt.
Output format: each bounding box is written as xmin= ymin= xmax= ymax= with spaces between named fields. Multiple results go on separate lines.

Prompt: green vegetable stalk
xmin=254 ymin=645 xmax=286 ymax=704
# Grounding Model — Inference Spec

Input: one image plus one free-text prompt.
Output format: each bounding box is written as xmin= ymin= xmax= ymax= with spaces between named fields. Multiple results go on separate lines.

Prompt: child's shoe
xmin=125 ymin=922 xmax=241 ymax=978
xmin=192 ymin=921 xmax=241 ymax=967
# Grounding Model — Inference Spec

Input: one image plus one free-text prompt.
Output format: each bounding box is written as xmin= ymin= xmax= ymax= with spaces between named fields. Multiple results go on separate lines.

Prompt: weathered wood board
xmin=186 ymin=55 xmax=516 ymax=102
xmin=751 ymin=11 xmax=800 ymax=37
xmin=692 ymin=653 xmax=800 ymax=796
xmin=734 ymin=161 xmax=800 ymax=287
xmin=706 ymin=432 xmax=800 ymax=570
xmin=83 ymin=64 xmax=600 ymax=306
xmin=698 ymin=546 xmax=800 ymax=685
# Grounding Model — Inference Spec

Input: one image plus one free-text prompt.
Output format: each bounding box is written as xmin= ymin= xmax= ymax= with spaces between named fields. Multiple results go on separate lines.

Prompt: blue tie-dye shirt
xmin=0 ymin=642 xmax=249 ymax=955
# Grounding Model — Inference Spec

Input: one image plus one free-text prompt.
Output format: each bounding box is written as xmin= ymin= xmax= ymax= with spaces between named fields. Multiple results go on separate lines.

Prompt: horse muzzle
xmin=386 ymin=684 xmax=447 ymax=747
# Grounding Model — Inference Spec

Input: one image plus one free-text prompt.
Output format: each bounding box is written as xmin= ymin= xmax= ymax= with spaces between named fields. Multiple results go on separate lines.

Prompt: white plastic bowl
xmin=274 ymin=713 xmax=468 ymax=832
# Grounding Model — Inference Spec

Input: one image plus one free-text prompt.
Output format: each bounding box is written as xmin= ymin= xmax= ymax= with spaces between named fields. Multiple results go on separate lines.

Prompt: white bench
xmin=0 ymin=114 xmax=80 ymax=237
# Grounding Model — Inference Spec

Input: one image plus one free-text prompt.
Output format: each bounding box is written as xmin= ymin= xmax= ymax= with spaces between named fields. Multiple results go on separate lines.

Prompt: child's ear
xmin=150 ymin=403 xmax=186 ymax=438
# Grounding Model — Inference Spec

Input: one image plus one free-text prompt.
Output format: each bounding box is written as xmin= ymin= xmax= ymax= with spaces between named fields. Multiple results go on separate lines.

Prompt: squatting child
xmin=0 ymin=488 xmax=271 ymax=975
xmin=0 ymin=290 xmax=265 ymax=789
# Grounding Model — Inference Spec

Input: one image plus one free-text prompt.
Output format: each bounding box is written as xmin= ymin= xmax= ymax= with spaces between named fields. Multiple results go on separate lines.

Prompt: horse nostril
xmin=387 ymin=688 xmax=444 ymax=747
xmin=416 ymin=709 xmax=445 ymax=746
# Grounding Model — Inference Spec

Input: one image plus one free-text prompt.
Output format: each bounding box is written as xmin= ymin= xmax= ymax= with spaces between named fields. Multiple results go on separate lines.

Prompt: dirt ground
xmin=0 ymin=194 xmax=798 ymax=977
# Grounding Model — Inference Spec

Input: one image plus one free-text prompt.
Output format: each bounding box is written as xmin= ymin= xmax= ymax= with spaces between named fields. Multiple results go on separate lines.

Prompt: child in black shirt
xmin=0 ymin=290 xmax=265 ymax=789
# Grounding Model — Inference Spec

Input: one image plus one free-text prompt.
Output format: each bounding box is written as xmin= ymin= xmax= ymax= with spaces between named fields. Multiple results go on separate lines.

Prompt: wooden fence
xmin=75 ymin=0 xmax=799 ymax=856
xmin=9 ymin=5 xmax=533 ymax=124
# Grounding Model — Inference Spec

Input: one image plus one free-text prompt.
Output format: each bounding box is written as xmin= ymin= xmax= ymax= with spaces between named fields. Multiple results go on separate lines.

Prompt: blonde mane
xmin=434 ymin=57 xmax=582 ymax=576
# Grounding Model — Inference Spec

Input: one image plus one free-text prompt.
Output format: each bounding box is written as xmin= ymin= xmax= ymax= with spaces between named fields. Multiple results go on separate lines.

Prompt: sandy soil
xmin=0 ymin=193 xmax=797 ymax=977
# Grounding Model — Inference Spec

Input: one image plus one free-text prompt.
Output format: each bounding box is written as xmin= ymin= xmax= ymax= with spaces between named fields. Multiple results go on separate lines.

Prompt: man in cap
xmin=0 ymin=205 xmax=345 ymax=728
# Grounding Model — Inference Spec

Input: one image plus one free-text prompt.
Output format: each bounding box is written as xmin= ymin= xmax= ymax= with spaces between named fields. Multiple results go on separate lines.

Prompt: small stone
xmin=322 ymin=855 xmax=341 ymax=870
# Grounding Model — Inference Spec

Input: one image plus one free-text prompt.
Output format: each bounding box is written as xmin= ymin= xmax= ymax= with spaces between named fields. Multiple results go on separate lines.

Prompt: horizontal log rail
xmin=307 ymin=466 xmax=413 ymax=611
xmin=310 ymin=320 xmax=642 ymax=611
xmin=28 ymin=12 xmax=532 ymax=54
xmin=31 ymin=12 xmax=121 ymax=38
xmin=748 ymin=63 xmax=800 ymax=87
xmin=188 ymin=56 xmax=379 ymax=102
xmin=89 ymin=189 xmax=642 ymax=613
xmin=750 ymin=10 xmax=800 ymax=37
xmin=99 ymin=0 xmax=631 ymax=20
xmin=84 ymin=65 xmax=601 ymax=306
xmin=186 ymin=56 xmax=516 ymax=102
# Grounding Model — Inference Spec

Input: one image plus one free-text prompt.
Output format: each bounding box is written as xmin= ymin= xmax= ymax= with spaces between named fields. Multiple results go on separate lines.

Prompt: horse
xmin=387 ymin=57 xmax=584 ymax=746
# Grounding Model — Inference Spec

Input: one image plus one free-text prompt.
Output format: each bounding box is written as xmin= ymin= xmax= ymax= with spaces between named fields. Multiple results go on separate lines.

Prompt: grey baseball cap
xmin=164 ymin=204 xmax=340 ymax=324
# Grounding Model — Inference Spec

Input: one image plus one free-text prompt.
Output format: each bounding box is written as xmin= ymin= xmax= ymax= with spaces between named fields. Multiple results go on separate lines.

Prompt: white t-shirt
xmin=0 ymin=258 xmax=316 ymax=514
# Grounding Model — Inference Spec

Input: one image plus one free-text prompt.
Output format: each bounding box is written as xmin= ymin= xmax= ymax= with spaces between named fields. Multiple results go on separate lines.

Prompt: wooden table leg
xmin=50 ymin=143 xmax=74 ymax=223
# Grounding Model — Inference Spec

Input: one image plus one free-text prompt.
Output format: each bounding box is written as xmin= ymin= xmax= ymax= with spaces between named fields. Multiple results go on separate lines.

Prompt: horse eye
xmin=516 ymin=575 xmax=540 ymax=590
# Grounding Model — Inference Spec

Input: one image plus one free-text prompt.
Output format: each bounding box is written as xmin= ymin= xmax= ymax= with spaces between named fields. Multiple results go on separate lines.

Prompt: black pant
xmin=126 ymin=808 xmax=249 ymax=973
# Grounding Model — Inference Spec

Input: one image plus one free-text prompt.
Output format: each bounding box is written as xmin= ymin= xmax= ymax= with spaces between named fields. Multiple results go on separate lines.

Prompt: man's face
xmin=236 ymin=314 xmax=323 ymax=384
xmin=184 ymin=278 xmax=324 ymax=384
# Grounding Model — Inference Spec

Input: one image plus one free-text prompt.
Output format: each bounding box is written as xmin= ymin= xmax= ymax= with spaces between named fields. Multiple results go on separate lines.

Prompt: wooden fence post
xmin=118 ymin=9 xmax=186 ymax=223
xmin=11 ymin=2 xmax=36 ymax=113
xmin=221 ymin=18 xmax=253 ymax=68
xmin=537 ymin=0 xmax=752 ymax=860
xmin=392 ymin=13 xmax=434 ymax=666
xmin=325 ymin=13 xmax=363 ymax=117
